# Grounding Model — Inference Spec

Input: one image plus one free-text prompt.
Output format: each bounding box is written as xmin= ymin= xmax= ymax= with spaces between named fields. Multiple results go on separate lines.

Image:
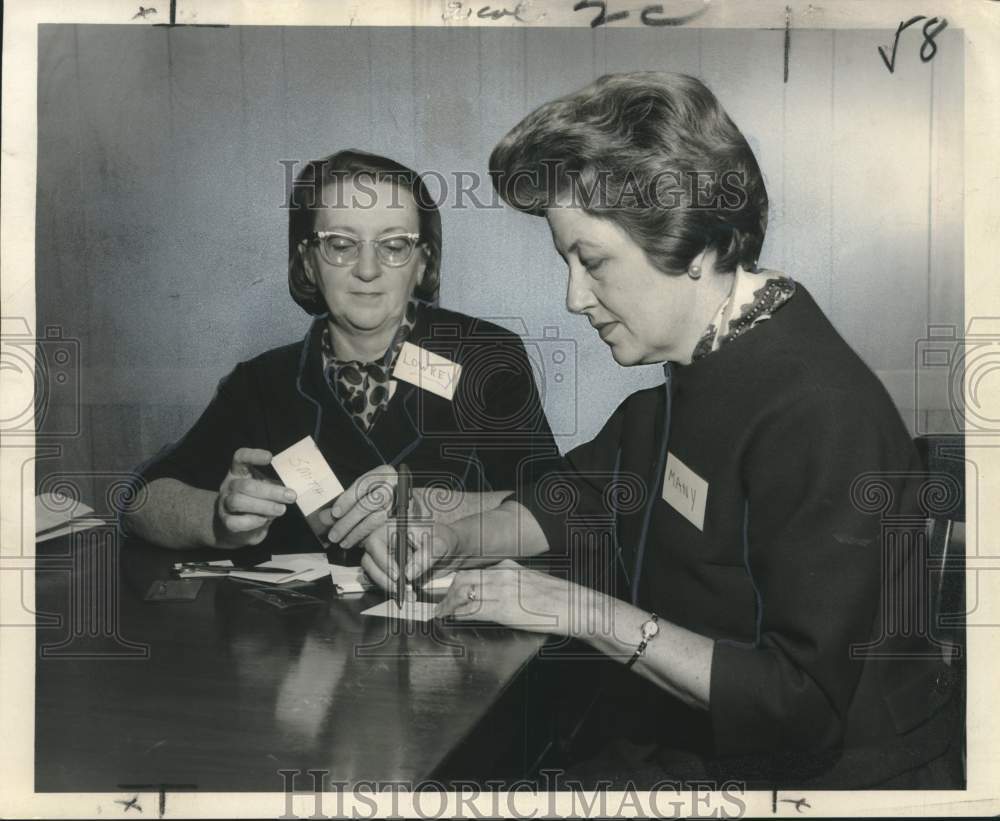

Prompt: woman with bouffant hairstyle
xmin=126 ymin=149 xmax=559 ymax=565
xmin=365 ymin=74 xmax=962 ymax=788
xmin=491 ymin=72 xmax=768 ymax=277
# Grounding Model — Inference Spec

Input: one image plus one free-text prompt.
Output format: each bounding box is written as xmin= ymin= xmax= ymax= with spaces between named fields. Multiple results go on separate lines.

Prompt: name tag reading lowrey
xmin=662 ymin=452 xmax=709 ymax=532
xmin=270 ymin=436 xmax=344 ymax=517
xmin=392 ymin=341 xmax=461 ymax=401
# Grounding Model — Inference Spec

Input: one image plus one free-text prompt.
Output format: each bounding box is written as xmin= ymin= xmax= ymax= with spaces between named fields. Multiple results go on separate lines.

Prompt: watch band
xmin=625 ymin=613 xmax=659 ymax=669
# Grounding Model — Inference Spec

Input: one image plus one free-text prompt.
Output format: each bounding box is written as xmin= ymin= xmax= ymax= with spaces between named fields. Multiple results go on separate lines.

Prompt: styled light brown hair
xmin=489 ymin=72 xmax=768 ymax=274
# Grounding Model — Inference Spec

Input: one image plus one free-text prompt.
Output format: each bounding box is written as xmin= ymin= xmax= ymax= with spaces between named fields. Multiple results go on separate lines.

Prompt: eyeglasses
xmin=305 ymin=231 xmax=422 ymax=267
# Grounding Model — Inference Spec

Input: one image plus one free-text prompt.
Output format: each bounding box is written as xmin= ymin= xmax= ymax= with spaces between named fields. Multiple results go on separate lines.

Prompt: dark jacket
xmin=141 ymin=304 xmax=561 ymax=554
xmin=520 ymin=285 xmax=960 ymax=788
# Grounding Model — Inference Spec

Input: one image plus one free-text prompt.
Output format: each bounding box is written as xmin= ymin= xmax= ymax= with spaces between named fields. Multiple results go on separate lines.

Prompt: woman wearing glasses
xmin=125 ymin=150 xmax=558 ymax=559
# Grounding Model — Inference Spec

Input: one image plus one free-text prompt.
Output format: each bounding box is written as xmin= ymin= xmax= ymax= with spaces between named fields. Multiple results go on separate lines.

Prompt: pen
xmin=393 ymin=463 xmax=412 ymax=607
xmin=174 ymin=563 xmax=295 ymax=575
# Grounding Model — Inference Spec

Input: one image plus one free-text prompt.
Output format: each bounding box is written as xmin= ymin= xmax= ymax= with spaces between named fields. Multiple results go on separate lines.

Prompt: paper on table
xmin=329 ymin=564 xmax=375 ymax=594
xmin=35 ymin=493 xmax=104 ymax=542
xmin=174 ymin=559 xmax=234 ymax=578
xmin=229 ymin=554 xmax=329 ymax=584
xmin=361 ymin=598 xmax=437 ymax=622
xmin=270 ymin=437 xmax=345 ymax=517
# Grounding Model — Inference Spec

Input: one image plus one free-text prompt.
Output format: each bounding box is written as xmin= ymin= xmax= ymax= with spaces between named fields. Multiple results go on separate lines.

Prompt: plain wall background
xmin=35 ymin=25 xmax=963 ymax=502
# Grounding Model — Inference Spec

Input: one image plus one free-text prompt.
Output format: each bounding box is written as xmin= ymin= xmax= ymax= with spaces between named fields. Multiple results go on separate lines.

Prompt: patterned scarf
xmin=691 ymin=267 xmax=796 ymax=362
xmin=321 ymin=300 xmax=419 ymax=431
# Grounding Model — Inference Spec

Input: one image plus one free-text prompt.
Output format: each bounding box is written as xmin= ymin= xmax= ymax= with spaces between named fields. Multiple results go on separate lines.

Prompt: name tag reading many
xmin=662 ymin=452 xmax=709 ymax=532
xmin=392 ymin=342 xmax=461 ymax=401
xmin=270 ymin=436 xmax=345 ymax=517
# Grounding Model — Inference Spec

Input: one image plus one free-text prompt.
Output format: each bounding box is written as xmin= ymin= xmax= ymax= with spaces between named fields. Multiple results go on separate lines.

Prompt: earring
xmin=688 ymin=263 xmax=702 ymax=280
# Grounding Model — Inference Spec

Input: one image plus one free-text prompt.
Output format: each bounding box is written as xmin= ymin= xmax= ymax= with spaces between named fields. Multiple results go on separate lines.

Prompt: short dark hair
xmin=489 ymin=72 xmax=768 ymax=274
xmin=287 ymin=150 xmax=442 ymax=314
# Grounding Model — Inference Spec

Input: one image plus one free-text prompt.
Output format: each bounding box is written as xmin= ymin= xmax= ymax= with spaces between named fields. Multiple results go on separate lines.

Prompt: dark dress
xmin=518 ymin=285 xmax=962 ymax=788
xmin=139 ymin=303 xmax=561 ymax=556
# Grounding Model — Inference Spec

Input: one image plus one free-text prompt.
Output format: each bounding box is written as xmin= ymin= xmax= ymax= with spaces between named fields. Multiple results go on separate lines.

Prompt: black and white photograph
xmin=1 ymin=0 xmax=998 ymax=817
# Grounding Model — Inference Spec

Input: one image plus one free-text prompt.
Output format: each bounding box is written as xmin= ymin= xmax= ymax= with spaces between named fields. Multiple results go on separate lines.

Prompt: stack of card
xmin=174 ymin=553 xmax=330 ymax=585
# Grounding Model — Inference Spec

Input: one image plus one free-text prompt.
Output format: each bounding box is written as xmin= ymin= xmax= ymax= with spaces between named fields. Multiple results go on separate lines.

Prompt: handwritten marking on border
xmin=878 ymin=15 xmax=948 ymax=73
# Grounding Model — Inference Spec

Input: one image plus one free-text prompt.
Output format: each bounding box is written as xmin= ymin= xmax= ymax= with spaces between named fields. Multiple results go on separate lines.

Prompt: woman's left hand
xmin=434 ymin=559 xmax=579 ymax=636
xmin=320 ymin=465 xmax=399 ymax=549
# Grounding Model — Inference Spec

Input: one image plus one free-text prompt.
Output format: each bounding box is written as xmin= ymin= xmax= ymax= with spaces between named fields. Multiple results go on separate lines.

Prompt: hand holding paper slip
xmin=270 ymin=437 xmax=345 ymax=518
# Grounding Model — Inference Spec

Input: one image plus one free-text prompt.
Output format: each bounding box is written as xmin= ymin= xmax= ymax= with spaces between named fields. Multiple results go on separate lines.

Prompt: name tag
xmin=271 ymin=436 xmax=345 ymax=517
xmin=661 ymin=452 xmax=708 ymax=531
xmin=392 ymin=342 xmax=461 ymax=401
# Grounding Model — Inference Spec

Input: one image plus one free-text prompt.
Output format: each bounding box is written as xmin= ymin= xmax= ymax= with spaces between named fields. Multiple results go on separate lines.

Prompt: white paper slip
xmin=392 ymin=342 xmax=461 ymax=401
xmin=662 ymin=452 xmax=709 ymax=531
xmin=270 ymin=437 xmax=345 ymax=517
xmin=361 ymin=598 xmax=437 ymax=622
xmin=37 ymin=517 xmax=106 ymax=543
xmin=229 ymin=555 xmax=329 ymax=585
xmin=174 ymin=561 xmax=236 ymax=579
xmin=329 ymin=565 xmax=376 ymax=594
xmin=35 ymin=493 xmax=104 ymax=541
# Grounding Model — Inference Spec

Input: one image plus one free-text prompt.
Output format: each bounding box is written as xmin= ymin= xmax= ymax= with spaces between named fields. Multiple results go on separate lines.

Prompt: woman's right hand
xmin=360 ymin=520 xmax=464 ymax=592
xmin=212 ymin=448 xmax=297 ymax=549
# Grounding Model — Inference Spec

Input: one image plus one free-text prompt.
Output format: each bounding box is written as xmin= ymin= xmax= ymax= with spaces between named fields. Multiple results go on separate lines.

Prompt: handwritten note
xmin=573 ymin=0 xmax=708 ymax=28
xmin=877 ymin=16 xmax=948 ymax=73
xmin=661 ymin=452 xmax=708 ymax=532
xmin=392 ymin=342 xmax=462 ymax=401
xmin=270 ymin=437 xmax=344 ymax=517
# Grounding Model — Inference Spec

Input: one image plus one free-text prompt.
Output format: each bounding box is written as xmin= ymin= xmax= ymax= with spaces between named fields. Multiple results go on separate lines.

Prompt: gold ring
xmin=466 ymin=586 xmax=478 ymax=602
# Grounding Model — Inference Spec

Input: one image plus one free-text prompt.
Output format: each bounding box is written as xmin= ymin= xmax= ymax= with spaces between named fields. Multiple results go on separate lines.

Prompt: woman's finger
xmin=231 ymin=478 xmax=297 ymax=505
xmin=329 ymin=496 xmax=386 ymax=545
xmin=230 ymin=448 xmax=273 ymax=474
xmin=361 ymin=553 xmax=393 ymax=592
xmin=220 ymin=512 xmax=271 ymax=533
xmin=337 ymin=509 xmax=389 ymax=549
xmin=405 ymin=528 xmax=457 ymax=584
xmin=330 ymin=467 xmax=397 ymax=520
xmin=361 ymin=531 xmax=398 ymax=581
xmin=433 ymin=569 xmax=482 ymax=617
xmin=224 ymin=491 xmax=286 ymax=518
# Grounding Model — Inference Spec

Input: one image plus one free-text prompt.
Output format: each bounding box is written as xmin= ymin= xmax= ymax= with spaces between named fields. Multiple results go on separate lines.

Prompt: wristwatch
xmin=625 ymin=613 xmax=659 ymax=669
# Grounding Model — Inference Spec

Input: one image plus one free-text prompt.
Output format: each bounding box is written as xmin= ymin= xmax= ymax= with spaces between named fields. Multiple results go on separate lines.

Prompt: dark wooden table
xmin=34 ymin=530 xmax=551 ymax=792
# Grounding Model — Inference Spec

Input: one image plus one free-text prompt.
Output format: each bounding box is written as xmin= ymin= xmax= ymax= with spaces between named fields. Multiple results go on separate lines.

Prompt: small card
xmin=329 ymin=564 xmax=376 ymax=594
xmin=392 ymin=342 xmax=461 ymax=401
xmin=144 ymin=579 xmax=204 ymax=601
xmin=270 ymin=436 xmax=345 ymax=517
xmin=662 ymin=452 xmax=709 ymax=531
xmin=229 ymin=554 xmax=329 ymax=585
xmin=361 ymin=598 xmax=437 ymax=622
xmin=242 ymin=587 xmax=325 ymax=610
